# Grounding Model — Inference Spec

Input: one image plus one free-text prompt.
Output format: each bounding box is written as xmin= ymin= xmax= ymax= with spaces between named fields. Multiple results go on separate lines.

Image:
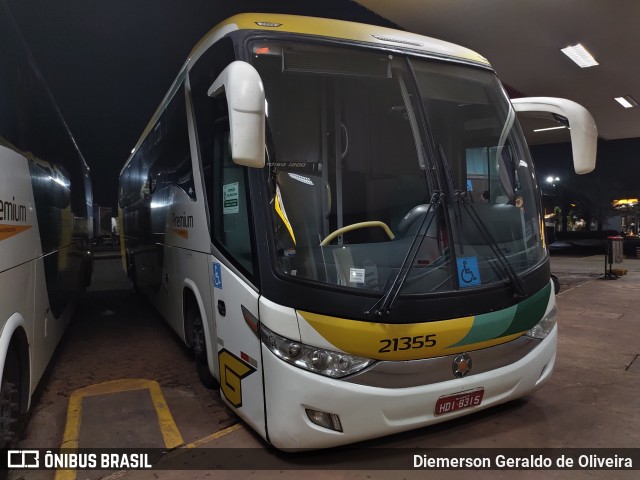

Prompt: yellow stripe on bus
xmin=298 ymin=310 xmax=475 ymax=361
xmin=274 ymin=188 xmax=296 ymax=245
xmin=298 ymin=310 xmax=525 ymax=361
xmin=0 ymin=223 xmax=31 ymax=241
xmin=197 ymin=14 xmax=489 ymax=66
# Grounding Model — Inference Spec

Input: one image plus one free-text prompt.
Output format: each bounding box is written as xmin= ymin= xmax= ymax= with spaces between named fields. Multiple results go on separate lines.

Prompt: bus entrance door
xmin=210 ymin=258 xmax=266 ymax=438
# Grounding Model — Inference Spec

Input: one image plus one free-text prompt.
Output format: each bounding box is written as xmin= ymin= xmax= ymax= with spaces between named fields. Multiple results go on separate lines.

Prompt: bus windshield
xmin=251 ymin=41 xmax=545 ymax=295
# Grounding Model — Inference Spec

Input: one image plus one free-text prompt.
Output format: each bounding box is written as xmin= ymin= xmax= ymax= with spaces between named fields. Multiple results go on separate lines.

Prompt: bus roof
xmin=122 ymin=13 xmax=491 ymax=175
xmin=189 ymin=13 xmax=490 ymax=67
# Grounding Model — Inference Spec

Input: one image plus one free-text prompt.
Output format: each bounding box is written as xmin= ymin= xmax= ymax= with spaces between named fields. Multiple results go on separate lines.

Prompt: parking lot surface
xmin=8 ymin=253 xmax=640 ymax=479
xmin=10 ymin=255 xmax=236 ymax=480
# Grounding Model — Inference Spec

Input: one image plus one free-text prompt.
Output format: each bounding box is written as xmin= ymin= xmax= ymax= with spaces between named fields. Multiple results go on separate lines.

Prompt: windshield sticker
xmin=457 ymin=256 xmax=481 ymax=287
xmin=363 ymin=261 xmax=378 ymax=288
xmin=223 ymin=182 xmax=239 ymax=215
xmin=349 ymin=268 xmax=365 ymax=284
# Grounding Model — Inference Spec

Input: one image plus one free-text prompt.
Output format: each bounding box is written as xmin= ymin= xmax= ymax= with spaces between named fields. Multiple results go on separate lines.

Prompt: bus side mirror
xmin=512 ymin=97 xmax=597 ymax=175
xmin=208 ymin=61 xmax=265 ymax=168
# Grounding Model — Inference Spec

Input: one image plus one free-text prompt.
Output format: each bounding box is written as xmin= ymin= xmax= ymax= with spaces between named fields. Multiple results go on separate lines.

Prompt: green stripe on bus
xmin=501 ymin=283 xmax=552 ymax=336
xmin=449 ymin=283 xmax=551 ymax=348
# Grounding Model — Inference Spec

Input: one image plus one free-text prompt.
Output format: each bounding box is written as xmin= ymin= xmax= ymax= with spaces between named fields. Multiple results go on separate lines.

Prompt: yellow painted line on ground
xmin=181 ymin=423 xmax=243 ymax=449
xmin=60 ymin=394 xmax=83 ymax=450
xmin=55 ymin=379 xmax=184 ymax=480
xmin=147 ymin=380 xmax=185 ymax=449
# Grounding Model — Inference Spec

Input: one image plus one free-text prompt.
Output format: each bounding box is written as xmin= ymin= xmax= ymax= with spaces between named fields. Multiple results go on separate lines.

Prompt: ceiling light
xmin=614 ymin=96 xmax=638 ymax=109
xmin=560 ymin=44 xmax=598 ymax=68
xmin=534 ymin=126 xmax=568 ymax=133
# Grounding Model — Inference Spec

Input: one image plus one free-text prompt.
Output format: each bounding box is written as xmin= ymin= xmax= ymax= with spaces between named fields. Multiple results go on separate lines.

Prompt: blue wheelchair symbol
xmin=457 ymin=257 xmax=481 ymax=288
xmin=213 ymin=263 xmax=223 ymax=289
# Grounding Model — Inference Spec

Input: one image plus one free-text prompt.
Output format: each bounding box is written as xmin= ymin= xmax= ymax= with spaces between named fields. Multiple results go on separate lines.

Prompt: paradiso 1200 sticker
xmin=218 ymin=349 xmax=256 ymax=408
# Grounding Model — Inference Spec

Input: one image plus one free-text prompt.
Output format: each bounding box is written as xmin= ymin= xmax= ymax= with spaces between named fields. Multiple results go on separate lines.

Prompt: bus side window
xmin=211 ymin=112 xmax=254 ymax=275
xmin=148 ymin=83 xmax=194 ymax=201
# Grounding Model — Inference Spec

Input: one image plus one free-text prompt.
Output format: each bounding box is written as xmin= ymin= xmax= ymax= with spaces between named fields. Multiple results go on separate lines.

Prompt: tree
xmin=561 ymin=172 xmax=623 ymax=231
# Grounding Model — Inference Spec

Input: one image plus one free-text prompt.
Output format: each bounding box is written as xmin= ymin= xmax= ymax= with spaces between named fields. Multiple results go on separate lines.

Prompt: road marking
xmin=181 ymin=423 xmax=243 ymax=449
xmin=97 ymin=423 xmax=246 ymax=480
xmin=55 ymin=379 xmax=184 ymax=480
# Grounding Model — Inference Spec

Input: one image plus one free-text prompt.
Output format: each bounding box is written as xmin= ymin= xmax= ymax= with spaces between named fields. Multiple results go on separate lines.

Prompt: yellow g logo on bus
xmin=218 ymin=349 xmax=256 ymax=408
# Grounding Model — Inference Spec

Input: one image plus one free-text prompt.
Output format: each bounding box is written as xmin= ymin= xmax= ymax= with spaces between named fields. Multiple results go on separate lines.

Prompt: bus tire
xmin=187 ymin=305 xmax=217 ymax=389
xmin=0 ymin=345 xmax=22 ymax=449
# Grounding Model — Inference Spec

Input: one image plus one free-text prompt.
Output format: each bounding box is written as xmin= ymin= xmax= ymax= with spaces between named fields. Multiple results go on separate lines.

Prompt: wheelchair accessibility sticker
xmin=213 ymin=262 xmax=223 ymax=289
xmin=457 ymin=256 xmax=481 ymax=287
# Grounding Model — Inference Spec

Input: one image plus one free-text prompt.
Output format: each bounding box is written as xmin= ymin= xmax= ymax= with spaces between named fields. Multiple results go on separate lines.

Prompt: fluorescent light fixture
xmin=614 ymin=96 xmax=638 ymax=108
xmin=561 ymin=44 xmax=598 ymax=68
xmin=534 ymin=126 xmax=568 ymax=133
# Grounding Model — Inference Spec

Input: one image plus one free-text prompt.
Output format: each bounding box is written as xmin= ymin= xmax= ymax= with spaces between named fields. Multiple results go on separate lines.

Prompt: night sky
xmin=8 ymin=1 xmax=638 ymax=212
xmin=5 ymin=0 xmax=395 ymax=208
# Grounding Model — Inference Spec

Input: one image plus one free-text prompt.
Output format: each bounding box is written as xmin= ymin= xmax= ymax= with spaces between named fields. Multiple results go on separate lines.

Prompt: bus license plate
xmin=434 ymin=388 xmax=484 ymax=416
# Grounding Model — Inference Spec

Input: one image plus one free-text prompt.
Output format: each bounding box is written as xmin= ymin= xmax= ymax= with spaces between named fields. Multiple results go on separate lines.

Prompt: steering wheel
xmin=320 ymin=221 xmax=394 ymax=246
xmin=397 ymin=204 xmax=433 ymax=236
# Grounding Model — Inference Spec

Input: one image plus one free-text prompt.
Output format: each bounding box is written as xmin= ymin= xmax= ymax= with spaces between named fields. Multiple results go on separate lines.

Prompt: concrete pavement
xmin=8 ymin=254 xmax=639 ymax=479
xmin=101 ymin=255 xmax=640 ymax=479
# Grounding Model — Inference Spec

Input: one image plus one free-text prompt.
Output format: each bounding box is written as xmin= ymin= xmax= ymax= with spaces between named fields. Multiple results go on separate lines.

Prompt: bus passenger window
xmin=211 ymin=115 xmax=254 ymax=275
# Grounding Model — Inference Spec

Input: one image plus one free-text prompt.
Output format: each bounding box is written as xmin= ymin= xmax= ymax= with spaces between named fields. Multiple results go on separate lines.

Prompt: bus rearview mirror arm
xmin=208 ymin=61 xmax=266 ymax=168
xmin=512 ymin=97 xmax=598 ymax=175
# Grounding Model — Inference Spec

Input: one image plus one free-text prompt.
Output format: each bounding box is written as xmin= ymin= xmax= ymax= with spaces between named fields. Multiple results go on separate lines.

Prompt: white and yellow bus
xmin=0 ymin=0 xmax=93 ymax=447
xmin=119 ymin=14 xmax=597 ymax=449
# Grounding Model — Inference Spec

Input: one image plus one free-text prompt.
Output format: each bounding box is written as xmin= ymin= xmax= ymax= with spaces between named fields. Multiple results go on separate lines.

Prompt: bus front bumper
xmin=262 ymin=326 xmax=556 ymax=450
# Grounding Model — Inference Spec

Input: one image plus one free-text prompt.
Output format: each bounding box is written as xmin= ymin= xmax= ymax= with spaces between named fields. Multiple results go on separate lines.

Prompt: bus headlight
xmin=260 ymin=324 xmax=375 ymax=378
xmin=525 ymin=306 xmax=557 ymax=340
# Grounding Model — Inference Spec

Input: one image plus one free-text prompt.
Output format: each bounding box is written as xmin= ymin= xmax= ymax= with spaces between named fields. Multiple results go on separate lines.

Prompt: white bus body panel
xmin=263 ymin=325 xmax=556 ymax=449
xmin=211 ymin=259 xmax=266 ymax=439
xmin=0 ymin=147 xmax=42 ymax=270
xmin=0 ymin=148 xmax=38 ymax=399
xmin=137 ymin=184 xmax=213 ymax=340
xmin=0 ymin=146 xmax=71 ymax=403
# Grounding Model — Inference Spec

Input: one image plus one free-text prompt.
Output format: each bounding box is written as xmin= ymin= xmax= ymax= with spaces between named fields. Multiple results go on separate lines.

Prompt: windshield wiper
xmin=457 ymin=190 xmax=528 ymax=299
xmin=437 ymin=143 xmax=527 ymax=300
xmin=366 ymin=191 xmax=444 ymax=317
